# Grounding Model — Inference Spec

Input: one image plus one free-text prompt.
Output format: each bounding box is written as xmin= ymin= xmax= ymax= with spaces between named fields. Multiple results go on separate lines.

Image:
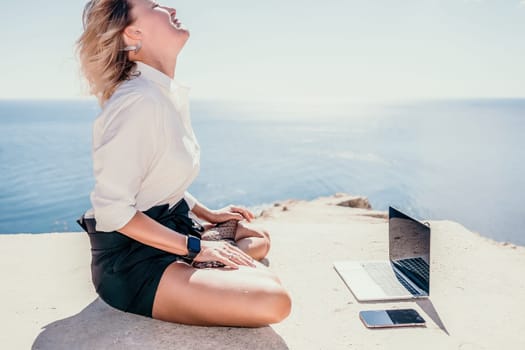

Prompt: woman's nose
xmin=166 ymin=7 xmax=176 ymax=16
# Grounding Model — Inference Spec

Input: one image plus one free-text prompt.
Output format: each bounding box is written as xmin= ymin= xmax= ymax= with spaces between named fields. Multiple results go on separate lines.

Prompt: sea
xmin=0 ymin=98 xmax=524 ymax=246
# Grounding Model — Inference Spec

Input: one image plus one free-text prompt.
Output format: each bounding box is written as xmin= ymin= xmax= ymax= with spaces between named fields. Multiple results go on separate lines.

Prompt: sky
xmin=1 ymin=0 xmax=524 ymax=102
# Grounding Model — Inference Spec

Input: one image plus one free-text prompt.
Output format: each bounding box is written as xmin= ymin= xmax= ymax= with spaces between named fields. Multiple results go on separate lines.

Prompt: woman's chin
xmin=174 ymin=27 xmax=190 ymax=39
xmin=168 ymin=28 xmax=190 ymax=45
xmin=180 ymin=29 xmax=190 ymax=41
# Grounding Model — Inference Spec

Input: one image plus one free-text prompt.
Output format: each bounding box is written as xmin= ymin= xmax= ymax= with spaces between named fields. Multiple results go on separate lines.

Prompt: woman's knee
xmin=261 ymin=228 xmax=271 ymax=242
xmin=251 ymin=283 xmax=292 ymax=325
xmin=237 ymin=236 xmax=270 ymax=261
xmin=211 ymin=265 xmax=290 ymax=324
xmin=259 ymin=228 xmax=271 ymax=252
xmin=258 ymin=235 xmax=271 ymax=259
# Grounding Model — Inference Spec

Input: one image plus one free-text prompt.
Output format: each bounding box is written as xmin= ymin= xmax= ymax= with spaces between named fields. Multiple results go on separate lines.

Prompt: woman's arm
xmin=187 ymin=192 xmax=256 ymax=224
xmin=118 ymin=210 xmax=255 ymax=268
xmin=117 ymin=209 xmax=255 ymax=268
xmin=118 ymin=210 xmax=189 ymax=256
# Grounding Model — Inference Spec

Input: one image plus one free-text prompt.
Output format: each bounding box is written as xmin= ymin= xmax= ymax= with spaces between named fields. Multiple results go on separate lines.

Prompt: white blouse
xmin=82 ymin=61 xmax=201 ymax=233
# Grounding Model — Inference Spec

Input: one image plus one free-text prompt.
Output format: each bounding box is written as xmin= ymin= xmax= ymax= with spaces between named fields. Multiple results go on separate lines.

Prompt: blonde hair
xmin=76 ymin=0 xmax=138 ymax=105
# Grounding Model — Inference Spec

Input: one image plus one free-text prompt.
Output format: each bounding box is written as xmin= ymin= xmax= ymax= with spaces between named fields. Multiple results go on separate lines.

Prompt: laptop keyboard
xmin=362 ymin=262 xmax=419 ymax=296
xmin=395 ymin=257 xmax=429 ymax=282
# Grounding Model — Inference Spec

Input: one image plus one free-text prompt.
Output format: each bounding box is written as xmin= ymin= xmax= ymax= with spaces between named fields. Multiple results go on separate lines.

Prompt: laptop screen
xmin=388 ymin=207 xmax=431 ymax=294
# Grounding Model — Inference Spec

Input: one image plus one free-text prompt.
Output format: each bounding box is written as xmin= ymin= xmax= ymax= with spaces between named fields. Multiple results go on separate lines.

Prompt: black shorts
xmin=76 ymin=199 xmax=203 ymax=318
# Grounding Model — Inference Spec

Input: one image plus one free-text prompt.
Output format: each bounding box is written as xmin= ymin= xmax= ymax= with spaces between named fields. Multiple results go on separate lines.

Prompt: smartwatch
xmin=183 ymin=235 xmax=201 ymax=264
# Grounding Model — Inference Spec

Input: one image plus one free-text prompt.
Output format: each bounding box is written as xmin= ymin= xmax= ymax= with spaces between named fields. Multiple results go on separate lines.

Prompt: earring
xmin=121 ymin=40 xmax=142 ymax=54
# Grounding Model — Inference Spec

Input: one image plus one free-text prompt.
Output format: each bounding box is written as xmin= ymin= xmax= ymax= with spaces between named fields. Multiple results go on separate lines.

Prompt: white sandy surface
xmin=1 ymin=194 xmax=524 ymax=349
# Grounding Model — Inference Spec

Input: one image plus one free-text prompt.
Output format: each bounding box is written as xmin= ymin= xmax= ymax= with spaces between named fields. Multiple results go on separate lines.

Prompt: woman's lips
xmin=171 ymin=16 xmax=182 ymax=28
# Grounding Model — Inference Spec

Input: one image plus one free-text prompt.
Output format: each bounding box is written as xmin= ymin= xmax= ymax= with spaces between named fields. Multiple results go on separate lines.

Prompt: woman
xmin=76 ymin=0 xmax=291 ymax=327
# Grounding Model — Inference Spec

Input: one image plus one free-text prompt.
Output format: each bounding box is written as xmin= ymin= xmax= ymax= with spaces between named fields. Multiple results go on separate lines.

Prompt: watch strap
xmin=183 ymin=234 xmax=201 ymax=264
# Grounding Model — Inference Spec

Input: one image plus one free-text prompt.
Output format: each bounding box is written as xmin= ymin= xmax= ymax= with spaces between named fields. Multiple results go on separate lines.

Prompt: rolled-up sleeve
xmin=90 ymin=94 xmax=162 ymax=232
xmin=183 ymin=191 xmax=200 ymax=210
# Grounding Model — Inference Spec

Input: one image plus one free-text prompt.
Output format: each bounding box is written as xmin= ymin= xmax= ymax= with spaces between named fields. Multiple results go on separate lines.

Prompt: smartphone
xmin=359 ymin=309 xmax=426 ymax=328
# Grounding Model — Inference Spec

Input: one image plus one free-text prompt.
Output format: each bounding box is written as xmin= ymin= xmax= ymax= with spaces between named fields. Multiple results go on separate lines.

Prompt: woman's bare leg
xmin=151 ymin=261 xmax=292 ymax=327
xmin=234 ymin=220 xmax=271 ymax=261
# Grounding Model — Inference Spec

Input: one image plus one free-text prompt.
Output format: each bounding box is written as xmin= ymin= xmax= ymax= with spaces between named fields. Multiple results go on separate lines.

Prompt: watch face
xmin=187 ymin=235 xmax=201 ymax=253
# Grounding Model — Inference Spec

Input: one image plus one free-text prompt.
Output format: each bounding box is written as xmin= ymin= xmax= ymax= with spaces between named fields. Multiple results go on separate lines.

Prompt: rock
xmin=2 ymin=193 xmax=525 ymax=350
xmin=336 ymin=196 xmax=372 ymax=209
xmin=359 ymin=212 xmax=388 ymax=219
xmin=258 ymin=209 xmax=274 ymax=218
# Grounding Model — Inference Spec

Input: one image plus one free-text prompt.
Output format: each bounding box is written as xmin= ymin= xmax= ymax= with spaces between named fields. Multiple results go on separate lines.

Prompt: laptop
xmin=333 ymin=206 xmax=431 ymax=301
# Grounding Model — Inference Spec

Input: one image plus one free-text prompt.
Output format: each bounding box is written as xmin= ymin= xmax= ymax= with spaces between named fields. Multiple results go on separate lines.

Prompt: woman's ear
xmin=123 ymin=25 xmax=142 ymax=44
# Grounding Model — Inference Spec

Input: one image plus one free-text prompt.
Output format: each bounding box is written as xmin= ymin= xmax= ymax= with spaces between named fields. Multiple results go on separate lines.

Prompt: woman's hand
xmin=193 ymin=240 xmax=256 ymax=269
xmin=207 ymin=205 xmax=255 ymax=224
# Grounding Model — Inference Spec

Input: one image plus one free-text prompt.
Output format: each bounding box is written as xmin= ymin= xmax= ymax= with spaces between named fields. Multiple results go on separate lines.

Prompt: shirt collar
xmin=134 ymin=61 xmax=190 ymax=93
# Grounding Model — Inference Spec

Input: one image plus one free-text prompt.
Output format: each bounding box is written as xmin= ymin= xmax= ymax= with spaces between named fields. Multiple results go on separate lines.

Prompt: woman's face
xmin=127 ymin=0 xmax=189 ymax=62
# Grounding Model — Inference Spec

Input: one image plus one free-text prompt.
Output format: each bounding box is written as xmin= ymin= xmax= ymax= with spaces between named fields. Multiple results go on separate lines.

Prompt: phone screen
xmin=359 ymin=309 xmax=426 ymax=328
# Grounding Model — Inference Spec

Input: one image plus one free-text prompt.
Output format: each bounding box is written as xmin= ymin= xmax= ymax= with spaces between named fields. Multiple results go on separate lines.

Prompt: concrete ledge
xmin=1 ymin=193 xmax=524 ymax=349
